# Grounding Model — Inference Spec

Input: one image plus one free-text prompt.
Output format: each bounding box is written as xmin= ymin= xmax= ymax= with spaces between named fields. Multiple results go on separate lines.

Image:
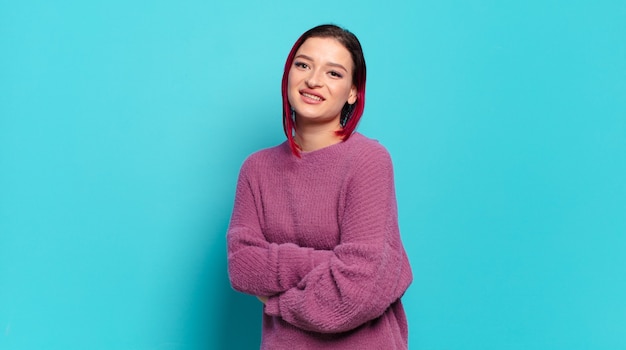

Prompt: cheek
xmin=287 ymin=70 xmax=300 ymax=92
xmin=287 ymin=71 xmax=294 ymax=97
xmin=286 ymin=73 xmax=299 ymax=104
xmin=334 ymin=82 xmax=354 ymax=99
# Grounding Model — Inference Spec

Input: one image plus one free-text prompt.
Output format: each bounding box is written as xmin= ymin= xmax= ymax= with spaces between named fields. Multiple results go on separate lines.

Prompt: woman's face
xmin=287 ymin=37 xmax=357 ymax=127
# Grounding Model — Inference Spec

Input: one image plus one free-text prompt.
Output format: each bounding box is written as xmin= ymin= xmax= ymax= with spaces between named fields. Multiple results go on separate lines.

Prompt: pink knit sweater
xmin=227 ymin=133 xmax=413 ymax=349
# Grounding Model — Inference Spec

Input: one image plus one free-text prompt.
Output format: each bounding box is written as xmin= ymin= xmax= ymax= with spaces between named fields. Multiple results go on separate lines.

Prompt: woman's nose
xmin=305 ymin=69 xmax=323 ymax=87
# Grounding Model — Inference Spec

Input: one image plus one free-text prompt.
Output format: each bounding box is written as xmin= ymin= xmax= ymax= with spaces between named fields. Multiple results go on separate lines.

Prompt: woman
xmin=227 ymin=24 xmax=413 ymax=349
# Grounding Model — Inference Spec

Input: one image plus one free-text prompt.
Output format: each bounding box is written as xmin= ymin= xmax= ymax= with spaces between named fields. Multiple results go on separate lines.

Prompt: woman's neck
xmin=294 ymin=123 xmax=343 ymax=152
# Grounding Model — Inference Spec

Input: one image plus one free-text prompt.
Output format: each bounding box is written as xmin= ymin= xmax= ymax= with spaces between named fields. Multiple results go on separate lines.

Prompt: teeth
xmin=302 ymin=92 xmax=322 ymax=101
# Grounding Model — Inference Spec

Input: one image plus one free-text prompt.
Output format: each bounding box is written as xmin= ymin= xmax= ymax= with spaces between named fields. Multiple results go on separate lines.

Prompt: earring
xmin=290 ymin=107 xmax=296 ymax=122
xmin=340 ymin=104 xmax=355 ymax=127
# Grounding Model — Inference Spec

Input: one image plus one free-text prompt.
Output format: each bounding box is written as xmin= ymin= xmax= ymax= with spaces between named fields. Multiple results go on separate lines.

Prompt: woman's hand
xmin=257 ymin=295 xmax=268 ymax=304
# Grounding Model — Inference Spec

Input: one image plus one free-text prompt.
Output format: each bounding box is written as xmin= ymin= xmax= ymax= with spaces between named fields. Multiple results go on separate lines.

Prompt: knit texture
xmin=227 ymin=133 xmax=413 ymax=349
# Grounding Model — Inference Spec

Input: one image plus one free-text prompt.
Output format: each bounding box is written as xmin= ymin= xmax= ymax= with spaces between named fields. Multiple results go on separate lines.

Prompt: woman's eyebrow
xmin=294 ymin=54 xmax=314 ymax=61
xmin=294 ymin=54 xmax=348 ymax=72
xmin=326 ymin=62 xmax=348 ymax=72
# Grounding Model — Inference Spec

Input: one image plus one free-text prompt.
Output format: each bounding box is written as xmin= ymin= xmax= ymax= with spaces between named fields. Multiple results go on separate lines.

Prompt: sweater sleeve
xmin=227 ymin=157 xmax=334 ymax=296
xmin=263 ymin=146 xmax=413 ymax=333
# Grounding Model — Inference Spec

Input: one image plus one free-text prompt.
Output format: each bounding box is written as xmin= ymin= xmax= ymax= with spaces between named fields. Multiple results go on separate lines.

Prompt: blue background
xmin=1 ymin=0 xmax=625 ymax=349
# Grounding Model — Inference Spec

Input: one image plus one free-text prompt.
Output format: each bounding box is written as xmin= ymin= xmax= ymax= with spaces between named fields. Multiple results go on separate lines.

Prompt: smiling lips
xmin=301 ymin=91 xmax=325 ymax=102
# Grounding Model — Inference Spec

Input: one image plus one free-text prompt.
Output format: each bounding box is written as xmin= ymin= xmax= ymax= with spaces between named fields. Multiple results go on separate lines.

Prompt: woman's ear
xmin=348 ymin=85 xmax=357 ymax=104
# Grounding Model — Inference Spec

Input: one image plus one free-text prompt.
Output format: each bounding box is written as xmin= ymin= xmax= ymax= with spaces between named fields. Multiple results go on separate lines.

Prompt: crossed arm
xmin=227 ymin=151 xmax=412 ymax=333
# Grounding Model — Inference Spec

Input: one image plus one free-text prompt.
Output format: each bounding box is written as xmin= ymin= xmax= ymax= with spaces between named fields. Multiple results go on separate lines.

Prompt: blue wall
xmin=1 ymin=1 xmax=624 ymax=349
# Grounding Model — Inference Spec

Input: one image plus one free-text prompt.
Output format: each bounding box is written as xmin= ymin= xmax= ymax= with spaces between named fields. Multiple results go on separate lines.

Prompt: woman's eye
xmin=294 ymin=62 xmax=309 ymax=69
xmin=329 ymin=71 xmax=343 ymax=78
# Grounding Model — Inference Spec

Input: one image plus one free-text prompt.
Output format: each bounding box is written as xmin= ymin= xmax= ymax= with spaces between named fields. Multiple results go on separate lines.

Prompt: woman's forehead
xmin=296 ymin=37 xmax=353 ymax=70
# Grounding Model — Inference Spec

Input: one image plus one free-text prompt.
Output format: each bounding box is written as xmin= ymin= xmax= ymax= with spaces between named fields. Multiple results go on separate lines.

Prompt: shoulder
xmin=343 ymin=133 xmax=397 ymax=196
xmin=345 ymin=133 xmax=393 ymax=166
xmin=239 ymin=142 xmax=290 ymax=176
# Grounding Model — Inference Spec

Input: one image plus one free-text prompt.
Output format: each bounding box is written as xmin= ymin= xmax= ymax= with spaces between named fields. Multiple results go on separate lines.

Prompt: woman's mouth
xmin=301 ymin=92 xmax=324 ymax=101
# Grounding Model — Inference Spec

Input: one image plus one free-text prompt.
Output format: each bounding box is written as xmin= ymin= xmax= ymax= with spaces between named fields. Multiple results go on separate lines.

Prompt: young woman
xmin=227 ymin=24 xmax=413 ymax=349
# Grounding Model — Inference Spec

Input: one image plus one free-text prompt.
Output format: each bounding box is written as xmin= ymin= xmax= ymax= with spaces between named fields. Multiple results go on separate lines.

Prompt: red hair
xmin=281 ymin=24 xmax=367 ymax=157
